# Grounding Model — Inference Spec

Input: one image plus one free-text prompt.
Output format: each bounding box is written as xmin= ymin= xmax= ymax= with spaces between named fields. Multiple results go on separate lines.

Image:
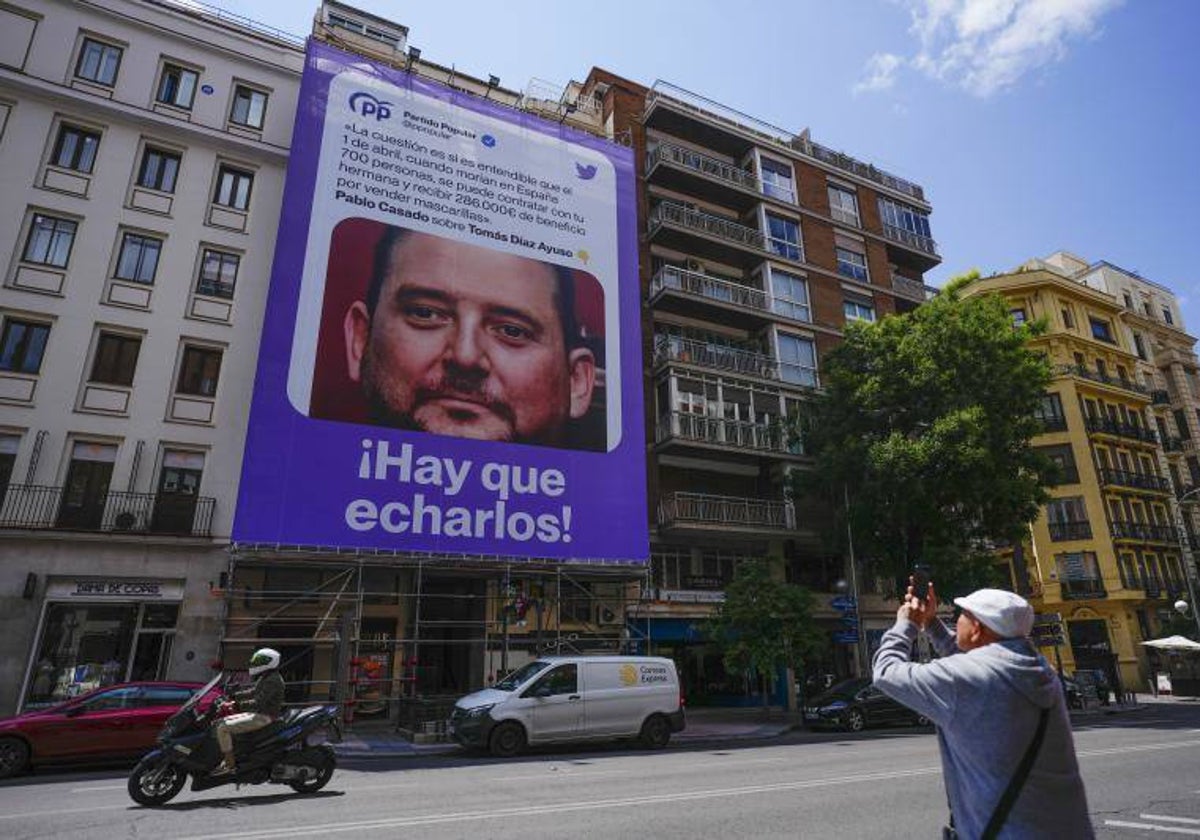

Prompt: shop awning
xmin=629 ymin=618 xmax=707 ymax=643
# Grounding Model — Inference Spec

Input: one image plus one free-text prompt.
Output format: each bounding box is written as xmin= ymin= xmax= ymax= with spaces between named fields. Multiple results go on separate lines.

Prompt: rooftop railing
xmin=649 ymin=265 xmax=770 ymax=312
xmin=646 ymin=142 xmax=761 ymax=193
xmin=658 ymin=492 xmax=795 ymax=530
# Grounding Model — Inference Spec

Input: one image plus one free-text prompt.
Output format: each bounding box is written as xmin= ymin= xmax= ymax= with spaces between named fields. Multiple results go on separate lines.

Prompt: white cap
xmin=953 ymin=589 xmax=1034 ymax=639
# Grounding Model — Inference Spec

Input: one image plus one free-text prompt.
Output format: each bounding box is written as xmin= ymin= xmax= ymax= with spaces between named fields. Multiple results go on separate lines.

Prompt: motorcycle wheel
xmin=289 ymin=748 xmax=335 ymax=794
xmin=128 ymin=754 xmax=187 ymax=806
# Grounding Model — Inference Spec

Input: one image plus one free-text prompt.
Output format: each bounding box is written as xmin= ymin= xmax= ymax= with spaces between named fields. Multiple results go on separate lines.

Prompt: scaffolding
xmin=218 ymin=545 xmax=652 ymax=735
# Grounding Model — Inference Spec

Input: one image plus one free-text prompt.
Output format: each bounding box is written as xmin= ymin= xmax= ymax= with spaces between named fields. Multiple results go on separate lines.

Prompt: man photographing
xmin=342 ymin=227 xmax=599 ymax=449
xmin=873 ymin=583 xmax=1092 ymax=839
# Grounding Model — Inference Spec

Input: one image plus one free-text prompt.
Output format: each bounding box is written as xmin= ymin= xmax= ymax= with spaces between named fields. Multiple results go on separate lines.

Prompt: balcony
xmin=658 ymin=491 xmax=796 ymax=533
xmin=1084 ymin=416 xmax=1158 ymax=445
xmin=1098 ymin=468 xmax=1172 ymax=495
xmin=645 ymin=142 xmax=763 ymax=211
xmin=1163 ymin=437 xmax=1185 ymax=453
xmin=1037 ymin=415 xmax=1069 ymax=433
xmin=647 ymin=202 xmax=771 ymax=269
xmin=0 ymin=484 xmax=215 ymax=537
xmin=1110 ymin=521 xmax=1180 ymax=544
xmin=891 ymin=274 xmax=936 ymax=304
xmin=881 ymin=223 xmax=939 ymax=259
xmin=1048 ymin=520 xmax=1093 ymax=542
xmin=648 ymin=265 xmax=775 ymax=328
xmin=1055 ymin=365 xmax=1149 ymax=398
xmin=656 ymin=411 xmax=798 ymax=457
xmin=653 ymin=334 xmax=778 ymax=380
xmin=643 ymin=82 xmax=928 ymax=206
xmin=1059 ymin=579 xmax=1107 ymax=600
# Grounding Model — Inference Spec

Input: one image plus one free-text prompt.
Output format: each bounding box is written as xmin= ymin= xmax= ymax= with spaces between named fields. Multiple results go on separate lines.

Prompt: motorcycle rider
xmin=211 ymin=648 xmax=286 ymax=776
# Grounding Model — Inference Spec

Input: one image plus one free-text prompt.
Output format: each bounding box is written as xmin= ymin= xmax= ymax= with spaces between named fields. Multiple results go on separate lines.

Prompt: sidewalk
xmin=334 ymin=706 xmax=800 ymax=759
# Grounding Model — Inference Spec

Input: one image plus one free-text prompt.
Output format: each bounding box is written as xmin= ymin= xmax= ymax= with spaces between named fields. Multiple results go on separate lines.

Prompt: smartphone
xmin=911 ymin=565 xmax=931 ymax=602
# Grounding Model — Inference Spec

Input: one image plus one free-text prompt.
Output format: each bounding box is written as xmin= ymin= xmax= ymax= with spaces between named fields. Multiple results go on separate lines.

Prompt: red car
xmin=0 ymin=681 xmax=204 ymax=778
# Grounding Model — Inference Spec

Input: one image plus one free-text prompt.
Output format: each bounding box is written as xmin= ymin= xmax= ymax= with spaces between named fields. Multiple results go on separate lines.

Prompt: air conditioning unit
xmin=595 ymin=603 xmax=623 ymax=625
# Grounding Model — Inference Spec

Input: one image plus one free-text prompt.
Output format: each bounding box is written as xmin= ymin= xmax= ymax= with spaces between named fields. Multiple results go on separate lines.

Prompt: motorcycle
xmin=127 ymin=672 xmax=341 ymax=807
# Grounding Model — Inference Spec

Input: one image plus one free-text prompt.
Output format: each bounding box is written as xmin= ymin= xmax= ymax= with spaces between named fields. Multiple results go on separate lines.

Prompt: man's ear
xmin=566 ymin=347 xmax=596 ymax=419
xmin=344 ymin=301 xmax=371 ymax=383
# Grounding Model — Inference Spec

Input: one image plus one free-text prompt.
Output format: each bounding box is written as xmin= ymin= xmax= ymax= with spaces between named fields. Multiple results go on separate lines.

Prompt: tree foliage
xmin=791 ymin=272 xmax=1055 ymax=597
xmin=710 ymin=560 xmax=825 ymax=705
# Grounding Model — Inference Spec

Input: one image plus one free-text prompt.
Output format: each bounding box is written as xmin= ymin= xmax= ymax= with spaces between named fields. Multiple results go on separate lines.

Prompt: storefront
xmin=20 ymin=577 xmax=184 ymax=710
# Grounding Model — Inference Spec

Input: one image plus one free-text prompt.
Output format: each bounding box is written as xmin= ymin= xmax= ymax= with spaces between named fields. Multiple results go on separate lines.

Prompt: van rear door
xmin=525 ymin=663 xmax=583 ymax=742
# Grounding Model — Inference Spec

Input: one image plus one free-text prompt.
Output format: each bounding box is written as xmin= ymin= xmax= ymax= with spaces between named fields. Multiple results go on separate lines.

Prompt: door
xmin=151 ymin=454 xmax=203 ymax=534
xmin=525 ymin=664 xmax=582 ymax=742
xmin=57 ymin=452 xmax=114 ymax=529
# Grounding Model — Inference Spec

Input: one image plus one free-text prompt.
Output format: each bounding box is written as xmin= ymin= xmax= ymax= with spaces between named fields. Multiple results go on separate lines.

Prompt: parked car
xmin=450 ymin=656 xmax=685 ymax=757
xmin=803 ymin=677 xmax=929 ymax=732
xmin=0 ymin=681 xmax=205 ymax=778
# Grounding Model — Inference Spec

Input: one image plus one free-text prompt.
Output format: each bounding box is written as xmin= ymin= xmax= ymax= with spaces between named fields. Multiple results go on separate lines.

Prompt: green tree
xmin=710 ymin=559 xmax=825 ymax=708
xmin=792 ymin=272 xmax=1055 ymax=597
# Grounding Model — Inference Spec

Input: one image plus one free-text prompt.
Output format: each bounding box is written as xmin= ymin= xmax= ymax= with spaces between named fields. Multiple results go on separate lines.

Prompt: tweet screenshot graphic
xmin=234 ymin=41 xmax=646 ymax=562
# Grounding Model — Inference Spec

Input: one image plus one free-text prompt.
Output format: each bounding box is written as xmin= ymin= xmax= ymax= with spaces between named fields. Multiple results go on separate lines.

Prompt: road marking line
xmin=70 ymin=784 xmax=126 ymax=793
xmin=0 ymin=804 xmax=128 ymax=821
xmin=1104 ymin=820 xmax=1200 ymax=835
xmin=1078 ymin=739 xmax=1200 ymax=759
xmin=177 ymin=767 xmax=948 ymax=840
xmin=1143 ymin=816 xmax=1200 ymax=826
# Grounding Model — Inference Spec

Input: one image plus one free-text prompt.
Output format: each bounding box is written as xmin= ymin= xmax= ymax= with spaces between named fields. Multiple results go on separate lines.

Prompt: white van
xmin=448 ymin=656 xmax=685 ymax=756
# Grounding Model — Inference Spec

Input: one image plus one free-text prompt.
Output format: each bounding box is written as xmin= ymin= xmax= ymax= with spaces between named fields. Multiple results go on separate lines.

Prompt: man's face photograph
xmin=338 ymin=227 xmax=600 ymax=447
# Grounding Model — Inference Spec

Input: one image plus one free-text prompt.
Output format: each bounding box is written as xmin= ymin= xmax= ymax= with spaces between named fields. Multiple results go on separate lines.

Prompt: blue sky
xmin=214 ymin=0 xmax=1198 ymax=331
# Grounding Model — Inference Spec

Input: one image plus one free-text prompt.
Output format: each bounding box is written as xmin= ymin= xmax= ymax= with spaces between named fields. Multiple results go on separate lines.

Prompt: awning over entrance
xmin=632 ymin=618 xmax=707 ymax=643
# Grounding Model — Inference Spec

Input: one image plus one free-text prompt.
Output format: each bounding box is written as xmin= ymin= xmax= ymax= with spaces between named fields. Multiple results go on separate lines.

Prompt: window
xmin=326 ymin=12 xmax=403 ymax=48
xmin=0 ymin=319 xmax=50 ymax=374
xmin=765 ymin=212 xmax=801 ymax=261
xmin=90 ymin=333 xmax=141 ymax=386
xmin=1037 ymin=444 xmax=1078 ymax=484
xmin=529 ymin=664 xmax=577 ymax=696
xmin=155 ymin=63 xmax=197 ymax=109
xmin=213 ymin=165 xmax=253 ymax=210
xmin=137 ymin=147 xmax=180 ymax=193
xmin=1122 ymin=293 xmax=1133 ymax=308
xmin=1133 ymin=333 xmax=1146 ymax=360
xmin=51 ymin=125 xmax=100 ymax=173
xmin=760 ymin=157 xmax=795 ymax=203
xmin=197 ymin=249 xmax=240 ymax=299
xmin=113 ymin=233 xmax=162 ymax=285
xmin=878 ymin=198 xmax=933 ymax=245
xmin=843 ymin=299 xmax=876 ymax=323
xmin=0 ymin=434 xmax=17 ymax=494
xmin=1034 ymin=392 xmax=1066 ymax=430
xmin=22 ymin=214 xmax=77 ymax=267
xmin=835 ymin=247 xmax=869 ymax=283
xmin=152 ymin=451 xmax=204 ymax=534
xmin=1175 ymin=410 xmax=1190 ymax=440
xmin=1011 ymin=308 xmax=1027 ymax=326
xmin=777 ymin=333 xmax=818 ymax=387
xmin=1061 ymin=307 xmax=1074 ymax=328
xmin=769 ymin=268 xmax=810 ymax=322
xmin=828 ymin=184 xmax=860 ymax=226
xmin=177 ymin=346 xmax=222 ymax=397
xmin=75 ymin=38 xmax=122 ymax=86
xmin=1089 ymin=317 xmax=1114 ymax=343
xmin=229 ymin=85 xmax=267 ymax=129
xmin=1163 ymin=307 xmax=1174 ymax=325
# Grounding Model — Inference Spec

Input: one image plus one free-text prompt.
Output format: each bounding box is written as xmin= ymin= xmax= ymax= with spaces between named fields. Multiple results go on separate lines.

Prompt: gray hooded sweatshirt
xmin=873 ymin=617 xmax=1093 ymax=839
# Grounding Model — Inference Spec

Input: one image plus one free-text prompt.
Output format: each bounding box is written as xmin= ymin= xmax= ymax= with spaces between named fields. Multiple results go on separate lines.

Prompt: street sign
xmin=829 ymin=596 xmax=857 ymax=611
xmin=833 ymin=631 xmax=860 ymax=644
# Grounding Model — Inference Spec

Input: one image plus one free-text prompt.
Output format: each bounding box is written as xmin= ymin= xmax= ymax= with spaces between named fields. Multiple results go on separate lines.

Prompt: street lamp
xmin=1173 ymin=486 xmax=1200 ymax=640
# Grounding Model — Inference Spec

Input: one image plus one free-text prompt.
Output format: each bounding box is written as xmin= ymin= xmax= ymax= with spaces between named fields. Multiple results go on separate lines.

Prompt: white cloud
xmin=860 ymin=0 xmax=1122 ymax=97
xmin=853 ymin=52 xmax=905 ymax=94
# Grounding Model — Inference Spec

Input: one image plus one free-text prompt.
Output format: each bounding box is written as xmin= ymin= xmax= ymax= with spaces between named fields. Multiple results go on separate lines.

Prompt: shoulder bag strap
xmin=981 ymin=707 xmax=1051 ymax=840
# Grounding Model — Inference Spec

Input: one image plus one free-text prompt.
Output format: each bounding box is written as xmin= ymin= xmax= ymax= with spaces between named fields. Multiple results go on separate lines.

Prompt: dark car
xmin=0 ymin=681 xmax=204 ymax=778
xmin=803 ymin=677 xmax=929 ymax=732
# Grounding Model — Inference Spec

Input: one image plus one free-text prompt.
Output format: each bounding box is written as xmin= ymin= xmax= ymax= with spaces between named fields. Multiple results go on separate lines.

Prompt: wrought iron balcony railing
xmin=1037 ymin=415 xmax=1068 ymax=433
xmin=1056 ymin=365 xmax=1149 ymax=396
xmin=1084 ymin=416 xmax=1158 ymax=444
xmin=658 ymin=491 xmax=795 ymax=531
xmin=646 ymin=142 xmax=761 ymax=193
xmin=1059 ymin=579 xmax=1107 ymax=600
xmin=1098 ymin=468 xmax=1172 ymax=494
xmin=656 ymin=411 xmax=791 ymax=454
xmin=648 ymin=202 xmax=768 ymax=252
xmin=653 ymin=334 xmax=778 ymax=380
xmin=1109 ymin=521 xmax=1180 ymax=543
xmin=1048 ymin=520 xmax=1093 ymax=542
xmin=649 ymin=265 xmax=770 ymax=312
xmin=0 ymin=484 xmax=215 ymax=537
xmin=881 ymin=223 xmax=939 ymax=257
xmin=1151 ymin=389 xmax=1171 ymax=406
xmin=1163 ymin=437 xmax=1186 ymax=453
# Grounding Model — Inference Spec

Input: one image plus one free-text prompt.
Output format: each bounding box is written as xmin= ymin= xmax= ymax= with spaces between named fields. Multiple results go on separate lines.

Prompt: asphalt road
xmin=1 ymin=704 xmax=1198 ymax=839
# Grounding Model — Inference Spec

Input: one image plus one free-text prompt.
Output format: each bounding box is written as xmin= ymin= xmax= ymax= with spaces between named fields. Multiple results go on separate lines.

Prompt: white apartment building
xmin=0 ymin=0 xmax=303 ymax=713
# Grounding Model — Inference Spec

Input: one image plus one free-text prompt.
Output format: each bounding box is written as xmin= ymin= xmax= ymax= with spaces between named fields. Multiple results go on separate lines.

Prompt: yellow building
xmin=966 ymin=265 xmax=1188 ymax=693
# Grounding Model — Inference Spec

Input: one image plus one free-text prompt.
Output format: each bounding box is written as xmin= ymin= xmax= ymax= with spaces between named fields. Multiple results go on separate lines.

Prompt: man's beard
xmin=360 ymin=352 xmax=520 ymax=441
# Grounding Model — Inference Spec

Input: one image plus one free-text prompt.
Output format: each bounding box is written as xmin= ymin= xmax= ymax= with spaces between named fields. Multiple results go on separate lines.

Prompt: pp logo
xmin=348 ymin=92 xmax=392 ymax=121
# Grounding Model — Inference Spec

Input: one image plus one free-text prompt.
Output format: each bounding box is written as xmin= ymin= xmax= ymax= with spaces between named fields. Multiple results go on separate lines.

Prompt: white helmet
xmin=248 ymin=647 xmax=281 ymax=678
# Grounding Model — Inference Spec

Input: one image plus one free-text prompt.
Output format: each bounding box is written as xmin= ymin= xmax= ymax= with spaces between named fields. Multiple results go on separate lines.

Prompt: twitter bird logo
xmin=575 ymin=162 xmax=597 ymax=180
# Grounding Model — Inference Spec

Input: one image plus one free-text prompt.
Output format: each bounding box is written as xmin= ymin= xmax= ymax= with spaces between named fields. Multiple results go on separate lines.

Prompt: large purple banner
xmin=233 ymin=42 xmax=647 ymax=562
